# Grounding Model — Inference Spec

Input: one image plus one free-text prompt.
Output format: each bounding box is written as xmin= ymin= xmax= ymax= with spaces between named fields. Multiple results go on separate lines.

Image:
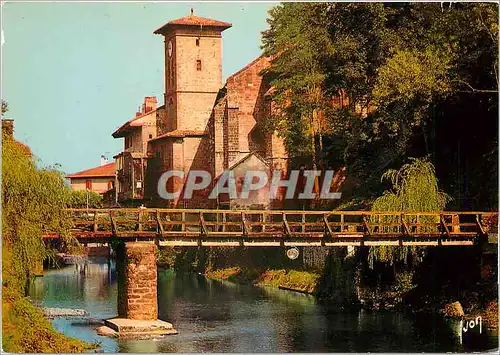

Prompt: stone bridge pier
xmin=99 ymin=241 xmax=177 ymax=338
xmin=116 ymin=242 xmax=158 ymax=320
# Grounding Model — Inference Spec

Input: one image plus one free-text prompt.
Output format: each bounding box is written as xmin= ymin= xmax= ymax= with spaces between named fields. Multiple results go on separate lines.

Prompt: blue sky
xmin=2 ymin=1 xmax=276 ymax=173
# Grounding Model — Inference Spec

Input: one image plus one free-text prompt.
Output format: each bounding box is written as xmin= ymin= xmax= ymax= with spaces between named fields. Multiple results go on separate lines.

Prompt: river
xmin=28 ymin=257 xmax=497 ymax=353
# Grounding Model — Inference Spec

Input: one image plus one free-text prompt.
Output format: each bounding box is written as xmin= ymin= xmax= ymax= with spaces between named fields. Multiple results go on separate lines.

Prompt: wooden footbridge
xmin=43 ymin=209 xmax=498 ymax=247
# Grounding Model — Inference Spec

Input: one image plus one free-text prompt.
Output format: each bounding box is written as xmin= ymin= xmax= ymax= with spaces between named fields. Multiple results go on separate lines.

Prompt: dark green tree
xmin=261 ymin=2 xmax=498 ymax=207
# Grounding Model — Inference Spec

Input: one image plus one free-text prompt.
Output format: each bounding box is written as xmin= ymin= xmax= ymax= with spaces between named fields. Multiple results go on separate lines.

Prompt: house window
xmin=85 ymin=180 xmax=92 ymax=191
xmin=196 ymin=60 xmax=202 ymax=71
xmin=196 ymin=38 xmax=200 ymax=46
xmin=149 ymin=134 xmax=153 ymax=139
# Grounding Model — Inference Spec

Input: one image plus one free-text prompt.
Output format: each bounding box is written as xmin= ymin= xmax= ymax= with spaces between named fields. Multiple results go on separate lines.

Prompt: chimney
xmin=100 ymin=155 xmax=108 ymax=166
xmin=2 ymin=119 xmax=14 ymax=139
xmin=144 ymin=96 xmax=157 ymax=113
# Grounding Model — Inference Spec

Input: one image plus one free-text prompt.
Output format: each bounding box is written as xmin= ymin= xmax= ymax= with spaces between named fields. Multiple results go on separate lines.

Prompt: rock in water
xmin=96 ymin=326 xmax=118 ymax=337
xmin=43 ymin=307 xmax=88 ymax=317
xmin=441 ymin=301 xmax=465 ymax=318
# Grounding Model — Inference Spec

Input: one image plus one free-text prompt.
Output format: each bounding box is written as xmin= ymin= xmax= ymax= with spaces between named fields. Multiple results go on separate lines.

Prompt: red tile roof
xmin=112 ymin=97 xmax=159 ymax=138
xmin=66 ymin=162 xmax=116 ymax=179
xmin=150 ymin=129 xmax=207 ymax=141
xmin=154 ymin=15 xmax=232 ymax=34
xmin=112 ymin=109 xmax=157 ymax=138
xmin=14 ymin=141 xmax=32 ymax=156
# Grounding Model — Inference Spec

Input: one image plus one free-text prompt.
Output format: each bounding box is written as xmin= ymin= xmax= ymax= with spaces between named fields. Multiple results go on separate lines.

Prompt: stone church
xmin=113 ymin=13 xmax=289 ymax=209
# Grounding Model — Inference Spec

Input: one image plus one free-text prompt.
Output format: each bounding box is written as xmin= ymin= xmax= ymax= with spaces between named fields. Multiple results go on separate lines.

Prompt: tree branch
xmin=452 ymin=79 xmax=499 ymax=93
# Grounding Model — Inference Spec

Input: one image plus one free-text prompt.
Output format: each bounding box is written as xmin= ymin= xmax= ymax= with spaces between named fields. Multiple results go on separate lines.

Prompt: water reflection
xmin=29 ymin=258 xmax=497 ymax=353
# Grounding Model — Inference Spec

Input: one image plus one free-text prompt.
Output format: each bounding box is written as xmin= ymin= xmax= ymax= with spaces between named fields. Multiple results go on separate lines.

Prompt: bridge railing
xmin=61 ymin=208 xmax=497 ymax=240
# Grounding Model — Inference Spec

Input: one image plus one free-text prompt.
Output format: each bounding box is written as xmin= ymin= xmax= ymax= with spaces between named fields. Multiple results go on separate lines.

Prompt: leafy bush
xmin=67 ymin=190 xmax=103 ymax=209
xmin=2 ymin=297 xmax=94 ymax=353
xmin=392 ymin=271 xmax=415 ymax=293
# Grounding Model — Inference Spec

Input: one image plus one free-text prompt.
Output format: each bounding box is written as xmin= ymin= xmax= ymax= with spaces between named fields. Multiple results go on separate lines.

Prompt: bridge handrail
xmin=39 ymin=209 xmax=497 ymax=246
xmin=65 ymin=208 xmax=498 ymax=216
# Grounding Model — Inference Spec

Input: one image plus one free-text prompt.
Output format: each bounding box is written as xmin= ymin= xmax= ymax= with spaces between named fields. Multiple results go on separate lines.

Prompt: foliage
xmin=368 ymin=158 xmax=450 ymax=266
xmin=373 ymin=49 xmax=452 ymax=106
xmin=206 ymin=267 xmax=242 ymax=280
xmin=1 ymin=129 xmax=93 ymax=352
xmin=256 ymin=269 xmax=320 ymax=294
xmin=67 ymin=189 xmax=103 ymax=209
xmin=1 ymin=100 xmax=8 ymax=115
xmin=372 ymin=158 xmax=450 ymax=212
xmin=262 ymin=2 xmax=498 ymax=206
xmin=157 ymin=247 xmax=182 ymax=268
xmin=206 ymin=267 xmax=320 ymax=294
xmin=2 ymin=134 xmax=77 ymax=295
xmin=261 ymin=2 xmax=334 ymax=161
xmin=2 ymin=297 xmax=94 ymax=353
xmin=392 ymin=271 xmax=416 ymax=294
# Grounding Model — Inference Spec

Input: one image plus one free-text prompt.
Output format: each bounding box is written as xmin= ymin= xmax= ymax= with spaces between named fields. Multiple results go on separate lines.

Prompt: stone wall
xmin=163 ymin=27 xmax=222 ymax=135
xmin=226 ymin=56 xmax=272 ymax=156
xmin=117 ymin=242 xmax=158 ymax=320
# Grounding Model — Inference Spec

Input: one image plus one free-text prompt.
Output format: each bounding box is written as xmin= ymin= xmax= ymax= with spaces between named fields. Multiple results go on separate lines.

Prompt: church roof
xmin=150 ymin=129 xmax=207 ymax=141
xmin=154 ymin=15 xmax=232 ymax=34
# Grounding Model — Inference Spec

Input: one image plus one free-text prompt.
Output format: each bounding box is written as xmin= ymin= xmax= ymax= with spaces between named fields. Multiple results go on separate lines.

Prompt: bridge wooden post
xmin=452 ymin=214 xmax=460 ymax=234
xmin=116 ymin=242 xmax=158 ymax=320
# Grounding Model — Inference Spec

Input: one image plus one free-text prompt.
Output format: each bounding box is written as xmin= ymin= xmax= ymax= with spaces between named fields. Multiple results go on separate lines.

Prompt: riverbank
xmin=206 ymin=264 xmax=499 ymax=332
xmin=205 ymin=267 xmax=321 ymax=294
xmin=2 ymin=294 xmax=95 ymax=353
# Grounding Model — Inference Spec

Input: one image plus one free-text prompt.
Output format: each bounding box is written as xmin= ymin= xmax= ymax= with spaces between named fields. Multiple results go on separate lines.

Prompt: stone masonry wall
xmin=118 ymin=242 xmax=158 ymax=320
xmin=213 ymin=96 xmax=227 ymax=178
xmin=226 ymin=56 xmax=272 ymax=156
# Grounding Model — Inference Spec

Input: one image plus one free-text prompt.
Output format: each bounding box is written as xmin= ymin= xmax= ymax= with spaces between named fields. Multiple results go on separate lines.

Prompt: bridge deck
xmin=42 ymin=209 xmax=498 ymax=247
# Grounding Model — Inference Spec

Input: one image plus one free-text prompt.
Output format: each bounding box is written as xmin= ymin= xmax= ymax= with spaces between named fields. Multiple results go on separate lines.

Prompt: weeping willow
xmin=2 ymin=134 xmax=78 ymax=296
xmin=368 ymin=158 xmax=451 ymax=267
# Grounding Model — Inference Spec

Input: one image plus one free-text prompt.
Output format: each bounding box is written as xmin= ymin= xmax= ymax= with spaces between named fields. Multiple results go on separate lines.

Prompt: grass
xmin=256 ymin=269 xmax=321 ymax=294
xmin=2 ymin=293 xmax=97 ymax=353
xmin=205 ymin=267 xmax=321 ymax=294
xmin=206 ymin=266 xmax=242 ymax=280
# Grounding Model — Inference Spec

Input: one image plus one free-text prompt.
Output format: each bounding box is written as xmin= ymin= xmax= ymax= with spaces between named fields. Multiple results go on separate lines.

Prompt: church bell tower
xmin=154 ymin=11 xmax=232 ymax=132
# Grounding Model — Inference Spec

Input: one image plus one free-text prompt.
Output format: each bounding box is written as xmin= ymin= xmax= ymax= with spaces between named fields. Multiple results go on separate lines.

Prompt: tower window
xmin=196 ymin=38 xmax=200 ymax=46
xmin=196 ymin=60 xmax=202 ymax=71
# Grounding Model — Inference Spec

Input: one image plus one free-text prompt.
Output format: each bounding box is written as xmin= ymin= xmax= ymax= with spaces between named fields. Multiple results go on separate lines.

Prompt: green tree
xmin=2 ymin=133 xmax=76 ymax=296
xmin=368 ymin=158 xmax=450 ymax=266
xmin=262 ymin=2 xmax=498 ymax=204
xmin=261 ymin=2 xmax=334 ymax=163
